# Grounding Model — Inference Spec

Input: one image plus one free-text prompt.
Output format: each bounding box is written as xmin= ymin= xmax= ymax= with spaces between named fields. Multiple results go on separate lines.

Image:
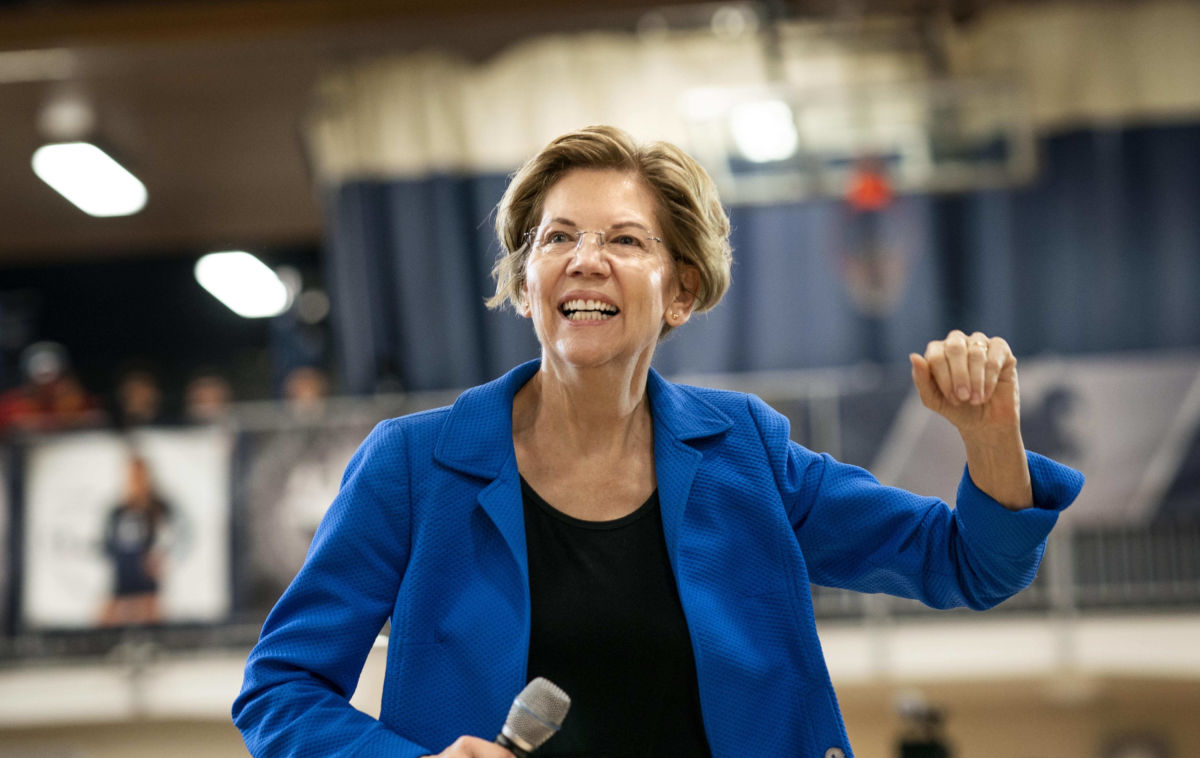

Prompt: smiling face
xmin=521 ymin=168 xmax=696 ymax=374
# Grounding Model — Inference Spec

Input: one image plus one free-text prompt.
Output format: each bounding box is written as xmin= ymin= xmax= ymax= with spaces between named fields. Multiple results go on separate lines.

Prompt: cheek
xmin=648 ymin=269 xmax=673 ymax=305
xmin=522 ymin=278 xmax=558 ymax=323
xmin=521 ymin=266 xmax=545 ymax=317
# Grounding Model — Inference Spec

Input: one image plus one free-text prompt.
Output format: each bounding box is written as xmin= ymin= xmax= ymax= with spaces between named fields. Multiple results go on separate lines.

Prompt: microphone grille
xmin=503 ymin=677 xmax=571 ymax=751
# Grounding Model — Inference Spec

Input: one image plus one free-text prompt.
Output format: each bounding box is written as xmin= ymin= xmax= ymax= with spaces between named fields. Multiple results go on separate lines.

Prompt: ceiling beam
xmin=0 ymin=0 xmax=703 ymax=51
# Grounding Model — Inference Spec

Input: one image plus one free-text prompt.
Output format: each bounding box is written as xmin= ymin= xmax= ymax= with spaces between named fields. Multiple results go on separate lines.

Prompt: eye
xmin=612 ymin=234 xmax=644 ymax=248
xmin=544 ymin=229 xmax=575 ymax=245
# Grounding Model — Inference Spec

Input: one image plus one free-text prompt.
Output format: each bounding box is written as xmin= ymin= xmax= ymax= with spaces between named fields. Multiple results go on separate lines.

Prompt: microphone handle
xmin=495 ymin=732 xmax=532 ymax=758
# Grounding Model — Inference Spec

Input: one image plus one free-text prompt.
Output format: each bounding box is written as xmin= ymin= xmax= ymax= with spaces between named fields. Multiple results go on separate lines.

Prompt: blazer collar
xmin=645 ymin=366 xmax=733 ymax=443
xmin=433 ymin=359 xmax=732 ymax=477
xmin=433 ymin=359 xmax=538 ymax=478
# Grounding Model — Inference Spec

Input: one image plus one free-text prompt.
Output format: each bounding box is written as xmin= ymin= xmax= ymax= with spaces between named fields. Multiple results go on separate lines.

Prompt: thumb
xmin=909 ymin=352 xmax=942 ymax=410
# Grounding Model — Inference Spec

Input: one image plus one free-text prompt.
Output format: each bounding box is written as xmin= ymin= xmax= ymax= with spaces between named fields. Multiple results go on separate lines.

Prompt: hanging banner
xmin=871 ymin=352 xmax=1200 ymax=525
xmin=20 ymin=427 xmax=233 ymax=629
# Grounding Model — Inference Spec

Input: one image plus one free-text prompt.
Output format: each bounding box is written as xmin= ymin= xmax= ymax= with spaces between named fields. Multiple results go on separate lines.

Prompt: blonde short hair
xmin=487 ymin=125 xmax=732 ymax=335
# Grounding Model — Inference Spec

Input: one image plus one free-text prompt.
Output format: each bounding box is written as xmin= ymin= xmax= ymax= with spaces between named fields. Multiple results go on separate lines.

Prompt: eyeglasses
xmin=524 ymin=224 xmax=664 ymax=257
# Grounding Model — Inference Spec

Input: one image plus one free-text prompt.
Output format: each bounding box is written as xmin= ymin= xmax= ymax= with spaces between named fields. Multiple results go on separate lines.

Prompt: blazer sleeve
xmin=749 ymin=395 xmax=1085 ymax=610
xmin=232 ymin=419 xmax=431 ymax=757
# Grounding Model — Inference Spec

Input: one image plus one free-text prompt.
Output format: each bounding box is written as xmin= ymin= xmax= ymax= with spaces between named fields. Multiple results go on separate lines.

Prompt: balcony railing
xmin=2 ymin=355 xmax=1198 ymax=663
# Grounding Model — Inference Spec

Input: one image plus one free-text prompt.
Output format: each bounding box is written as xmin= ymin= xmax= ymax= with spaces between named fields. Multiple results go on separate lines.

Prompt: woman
xmin=99 ymin=455 xmax=173 ymax=627
xmin=233 ymin=126 xmax=1083 ymax=757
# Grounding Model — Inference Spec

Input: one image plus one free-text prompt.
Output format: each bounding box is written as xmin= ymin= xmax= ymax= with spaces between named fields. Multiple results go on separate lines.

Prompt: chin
xmin=550 ymin=346 xmax=619 ymax=369
xmin=549 ymin=339 xmax=650 ymax=372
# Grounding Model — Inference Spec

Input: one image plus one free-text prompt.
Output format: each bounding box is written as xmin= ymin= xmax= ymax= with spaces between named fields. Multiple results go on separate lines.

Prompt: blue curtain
xmin=324 ymin=176 xmax=539 ymax=393
xmin=962 ymin=123 xmax=1200 ymax=356
xmin=323 ymin=123 xmax=1200 ymax=393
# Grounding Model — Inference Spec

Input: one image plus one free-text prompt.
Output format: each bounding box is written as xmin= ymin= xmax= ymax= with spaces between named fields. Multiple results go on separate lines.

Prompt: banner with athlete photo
xmin=870 ymin=352 xmax=1200 ymax=526
xmin=237 ymin=419 xmax=377 ymax=616
xmin=20 ymin=426 xmax=233 ymax=629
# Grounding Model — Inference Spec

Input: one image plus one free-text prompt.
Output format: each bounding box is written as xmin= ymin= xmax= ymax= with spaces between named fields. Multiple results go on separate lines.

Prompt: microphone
xmin=494 ymin=677 xmax=571 ymax=757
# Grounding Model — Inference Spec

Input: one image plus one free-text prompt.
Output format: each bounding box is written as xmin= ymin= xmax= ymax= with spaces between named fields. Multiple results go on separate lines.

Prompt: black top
xmin=521 ymin=478 xmax=712 ymax=757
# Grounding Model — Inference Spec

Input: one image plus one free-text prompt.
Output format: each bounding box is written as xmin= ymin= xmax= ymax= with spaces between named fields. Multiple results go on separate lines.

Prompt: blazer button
xmin=824 ymin=749 xmax=846 ymax=758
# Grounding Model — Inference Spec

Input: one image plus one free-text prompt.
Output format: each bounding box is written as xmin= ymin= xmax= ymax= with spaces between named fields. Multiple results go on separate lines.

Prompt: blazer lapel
xmin=475 ymin=455 xmax=527 ymax=582
xmin=646 ymin=369 xmax=733 ymax=572
xmin=434 ymin=359 xmax=540 ymax=579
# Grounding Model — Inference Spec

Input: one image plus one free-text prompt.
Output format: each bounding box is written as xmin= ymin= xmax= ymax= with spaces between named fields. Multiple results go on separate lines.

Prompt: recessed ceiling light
xmin=194 ymin=251 xmax=292 ymax=319
xmin=31 ymin=141 xmax=147 ymax=217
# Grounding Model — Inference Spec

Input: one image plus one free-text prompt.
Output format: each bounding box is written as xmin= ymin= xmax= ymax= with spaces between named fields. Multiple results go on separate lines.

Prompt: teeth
xmin=566 ymin=310 xmax=614 ymax=321
xmin=560 ymin=298 xmax=618 ymax=318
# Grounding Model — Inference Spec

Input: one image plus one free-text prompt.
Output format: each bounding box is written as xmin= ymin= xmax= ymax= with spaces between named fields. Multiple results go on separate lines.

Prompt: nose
xmin=566 ymin=231 xmax=609 ymax=276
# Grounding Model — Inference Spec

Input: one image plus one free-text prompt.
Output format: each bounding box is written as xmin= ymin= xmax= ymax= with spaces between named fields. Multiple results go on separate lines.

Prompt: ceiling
xmin=0 ymin=0 xmax=1001 ymax=268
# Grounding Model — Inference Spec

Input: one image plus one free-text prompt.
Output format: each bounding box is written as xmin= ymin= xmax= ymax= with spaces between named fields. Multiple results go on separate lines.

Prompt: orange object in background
xmin=846 ymin=158 xmax=893 ymax=211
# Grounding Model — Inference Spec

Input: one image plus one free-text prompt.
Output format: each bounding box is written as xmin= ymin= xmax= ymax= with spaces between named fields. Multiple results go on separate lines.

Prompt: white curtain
xmin=307 ymin=1 xmax=1200 ymax=182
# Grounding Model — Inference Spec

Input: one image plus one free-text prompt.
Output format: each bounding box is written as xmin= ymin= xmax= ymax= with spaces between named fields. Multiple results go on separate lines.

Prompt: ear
xmin=666 ymin=264 xmax=700 ymax=327
xmin=518 ymin=282 xmax=532 ymax=318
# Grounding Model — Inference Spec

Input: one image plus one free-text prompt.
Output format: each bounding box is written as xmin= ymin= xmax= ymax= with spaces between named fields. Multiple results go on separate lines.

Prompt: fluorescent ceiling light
xmin=729 ymin=100 xmax=799 ymax=163
xmin=195 ymin=251 xmax=292 ymax=319
xmin=31 ymin=141 xmax=147 ymax=217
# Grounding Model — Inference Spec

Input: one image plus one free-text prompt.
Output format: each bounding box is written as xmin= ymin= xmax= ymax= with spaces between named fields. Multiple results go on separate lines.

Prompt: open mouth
xmin=560 ymin=298 xmax=620 ymax=321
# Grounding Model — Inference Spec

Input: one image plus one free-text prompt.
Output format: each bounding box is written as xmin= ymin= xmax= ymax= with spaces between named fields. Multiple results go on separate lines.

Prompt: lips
xmin=559 ymin=298 xmax=620 ymax=321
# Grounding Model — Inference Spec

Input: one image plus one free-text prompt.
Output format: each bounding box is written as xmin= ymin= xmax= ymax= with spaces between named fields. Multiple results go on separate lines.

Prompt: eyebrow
xmin=545 ymin=217 xmax=653 ymax=232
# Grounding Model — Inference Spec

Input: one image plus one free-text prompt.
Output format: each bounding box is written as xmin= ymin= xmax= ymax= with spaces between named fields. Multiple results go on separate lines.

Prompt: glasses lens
xmin=530 ymin=226 xmax=656 ymax=255
xmin=532 ymin=226 xmax=576 ymax=254
xmin=605 ymin=230 xmax=651 ymax=253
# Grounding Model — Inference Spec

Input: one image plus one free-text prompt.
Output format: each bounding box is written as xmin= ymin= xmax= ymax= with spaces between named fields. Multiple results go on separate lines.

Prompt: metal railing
xmin=2 ymin=360 xmax=1199 ymax=664
xmin=810 ymin=523 xmax=1200 ymax=618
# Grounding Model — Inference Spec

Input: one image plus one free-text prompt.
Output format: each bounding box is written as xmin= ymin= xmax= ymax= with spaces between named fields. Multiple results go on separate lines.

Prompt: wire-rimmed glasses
xmin=524 ymin=224 xmax=664 ymax=257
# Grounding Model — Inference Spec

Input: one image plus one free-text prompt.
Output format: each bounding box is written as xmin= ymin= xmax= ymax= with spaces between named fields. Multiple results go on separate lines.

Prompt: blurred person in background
xmin=0 ymin=341 xmax=105 ymax=434
xmin=98 ymin=455 xmax=175 ymax=627
xmin=282 ymin=365 xmax=330 ymax=421
xmin=896 ymin=698 xmax=952 ymax=758
xmin=234 ymin=126 xmax=1084 ymax=758
xmin=183 ymin=369 xmax=232 ymax=423
xmin=109 ymin=363 xmax=170 ymax=429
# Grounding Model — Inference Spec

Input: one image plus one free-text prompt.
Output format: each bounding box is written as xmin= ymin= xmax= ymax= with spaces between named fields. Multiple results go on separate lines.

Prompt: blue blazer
xmin=234 ymin=360 xmax=1083 ymax=757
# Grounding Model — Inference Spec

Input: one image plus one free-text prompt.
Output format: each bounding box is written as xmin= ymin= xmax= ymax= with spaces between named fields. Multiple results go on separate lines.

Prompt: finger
xmin=924 ymin=339 xmax=956 ymax=404
xmin=981 ymin=336 xmax=1008 ymax=401
xmin=992 ymin=336 xmax=1018 ymax=390
xmin=942 ymin=330 xmax=972 ymax=404
xmin=436 ymin=736 xmax=514 ymax=757
xmin=993 ymin=336 xmax=1016 ymax=373
xmin=909 ymin=353 xmax=941 ymax=411
xmin=967 ymin=331 xmax=989 ymax=404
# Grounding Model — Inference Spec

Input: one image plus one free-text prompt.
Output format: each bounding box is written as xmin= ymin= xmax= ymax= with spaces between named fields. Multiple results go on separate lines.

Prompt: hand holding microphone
xmin=428 ymin=678 xmax=571 ymax=758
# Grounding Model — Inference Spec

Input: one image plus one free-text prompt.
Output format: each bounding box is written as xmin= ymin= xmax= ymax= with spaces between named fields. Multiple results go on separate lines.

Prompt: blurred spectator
xmin=897 ymin=703 xmax=952 ymax=758
xmin=282 ymin=366 xmax=329 ymax=420
xmin=0 ymin=341 xmax=105 ymax=434
xmin=98 ymin=455 xmax=175 ymax=627
xmin=111 ymin=365 xmax=169 ymax=429
xmin=184 ymin=369 xmax=233 ymax=423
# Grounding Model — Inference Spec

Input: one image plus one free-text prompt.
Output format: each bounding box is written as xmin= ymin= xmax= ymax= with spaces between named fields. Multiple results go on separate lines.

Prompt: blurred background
xmin=1 ymin=0 xmax=1198 ymax=756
